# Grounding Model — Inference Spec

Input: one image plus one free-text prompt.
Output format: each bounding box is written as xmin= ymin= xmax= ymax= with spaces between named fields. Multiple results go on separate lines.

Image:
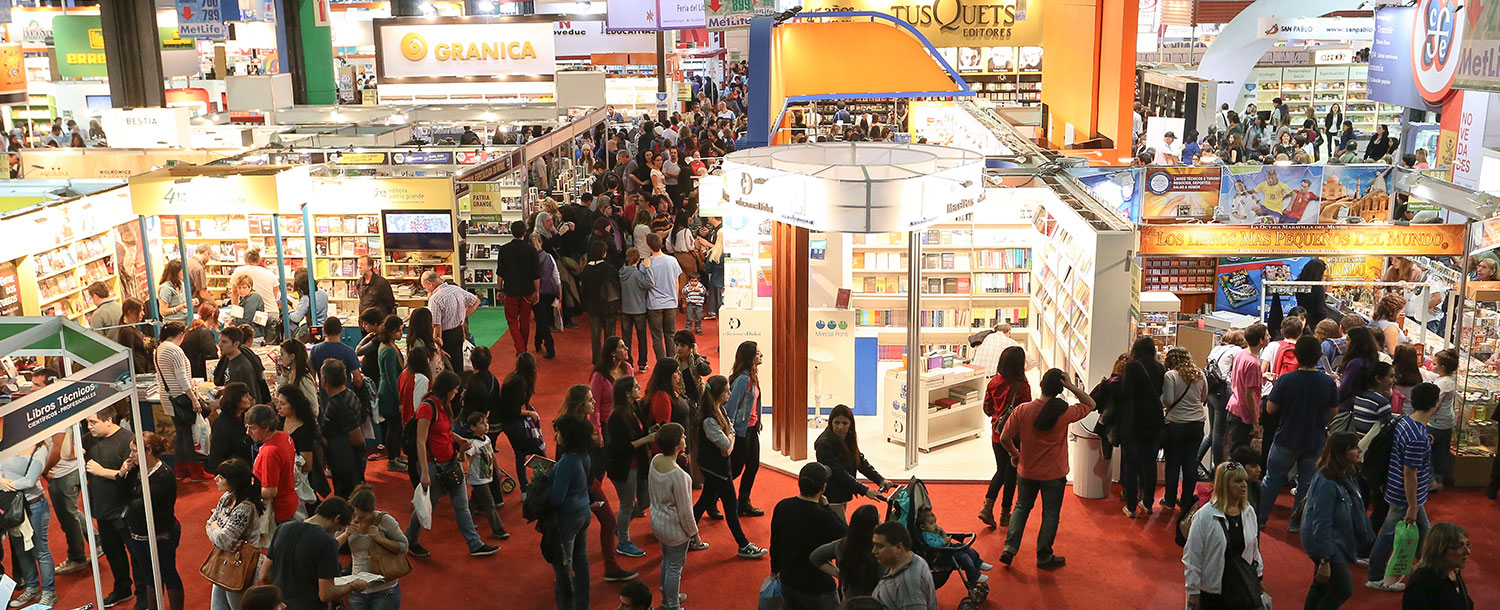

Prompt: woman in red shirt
xmin=403 ymin=371 xmax=499 ymax=558
xmin=980 ymin=346 xmax=1030 ymax=528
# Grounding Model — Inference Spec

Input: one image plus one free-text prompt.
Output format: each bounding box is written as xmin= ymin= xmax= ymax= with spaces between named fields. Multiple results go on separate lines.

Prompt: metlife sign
xmin=707 ymin=0 xmax=773 ymax=30
xmin=1256 ymin=17 xmax=1375 ymax=40
xmin=176 ymin=0 xmax=229 ymax=38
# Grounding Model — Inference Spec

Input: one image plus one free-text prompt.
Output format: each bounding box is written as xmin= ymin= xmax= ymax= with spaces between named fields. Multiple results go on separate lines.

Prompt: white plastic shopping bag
xmin=412 ymin=485 xmax=433 ymax=529
xmin=192 ymin=414 xmax=211 ymax=456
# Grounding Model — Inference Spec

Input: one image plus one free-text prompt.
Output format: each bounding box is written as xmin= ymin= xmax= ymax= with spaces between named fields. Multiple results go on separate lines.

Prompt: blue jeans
xmin=1367 ymin=502 xmax=1428 ymax=582
xmin=405 ymin=460 xmax=485 ymax=551
xmin=1258 ymin=443 xmax=1320 ymax=529
xmin=553 ymin=513 xmax=591 ymax=610
xmin=210 ymin=584 xmax=245 ymax=610
xmin=9 ymin=495 xmax=56 ymax=591
xmin=349 ymin=584 xmax=403 ymax=610
xmin=1003 ymin=477 xmax=1066 ymax=561
xmin=660 ymin=542 xmax=688 ymax=609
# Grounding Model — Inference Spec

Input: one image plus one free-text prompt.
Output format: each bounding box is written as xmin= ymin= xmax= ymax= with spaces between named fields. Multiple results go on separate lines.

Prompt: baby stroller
xmin=886 ymin=479 xmax=989 ymax=610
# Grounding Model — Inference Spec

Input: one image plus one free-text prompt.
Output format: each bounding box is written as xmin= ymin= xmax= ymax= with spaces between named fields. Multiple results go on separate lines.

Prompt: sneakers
xmin=1355 ymin=557 xmax=1370 ymax=566
xmin=604 ymin=568 xmax=640 ymax=582
xmin=38 ymin=591 xmax=56 ymax=607
xmin=737 ymin=543 xmax=768 ymax=559
xmin=1037 ymin=555 xmax=1067 ymax=570
xmin=1366 ymin=579 xmax=1406 ymax=592
xmin=617 ymin=541 xmax=648 ymax=558
xmin=688 ymin=540 xmax=710 ymax=552
xmin=491 ymin=530 xmax=511 ymax=540
xmin=979 ymin=562 xmax=994 ymax=571
xmin=975 ymin=574 xmax=990 ymax=584
xmin=738 ymin=503 xmax=765 ymax=517
xmin=10 ymin=588 xmax=38 ymax=608
xmin=408 ymin=544 xmax=432 ymax=557
xmin=1288 ymin=523 xmax=1301 ymax=534
xmin=101 ymin=590 xmax=133 ymax=608
xmin=469 ymin=544 xmax=500 ymax=557
xmin=707 ymin=509 xmax=725 ymax=521
xmin=55 ymin=559 xmax=88 ymax=574
xmin=386 ymin=459 xmax=409 ymax=473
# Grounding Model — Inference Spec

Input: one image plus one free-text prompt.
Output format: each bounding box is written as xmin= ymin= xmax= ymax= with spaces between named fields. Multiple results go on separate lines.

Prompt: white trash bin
xmin=1067 ymin=411 xmax=1111 ymax=499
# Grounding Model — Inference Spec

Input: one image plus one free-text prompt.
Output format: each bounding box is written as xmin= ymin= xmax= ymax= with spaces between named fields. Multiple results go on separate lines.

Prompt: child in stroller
xmin=918 ymin=507 xmax=992 ymax=584
xmin=887 ymin=479 xmax=990 ymax=609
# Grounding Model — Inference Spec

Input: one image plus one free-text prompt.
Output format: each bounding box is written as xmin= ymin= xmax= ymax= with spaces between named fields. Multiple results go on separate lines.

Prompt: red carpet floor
xmin=44 ymin=316 xmax=1500 ymax=609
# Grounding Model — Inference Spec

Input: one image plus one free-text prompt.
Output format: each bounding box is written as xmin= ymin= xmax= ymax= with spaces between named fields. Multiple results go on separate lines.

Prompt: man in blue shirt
xmin=1365 ymin=382 xmax=1436 ymax=592
xmin=309 ymin=317 xmax=360 ymax=378
xmin=639 ymin=233 xmax=682 ymax=366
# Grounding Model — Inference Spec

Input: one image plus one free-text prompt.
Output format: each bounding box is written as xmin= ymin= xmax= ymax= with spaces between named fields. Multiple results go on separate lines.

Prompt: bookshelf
xmin=846 ymin=200 xmax=1036 ymax=363
xmin=459 ymin=181 xmax=528 ymax=303
xmin=31 ymin=227 xmax=121 ymax=321
xmin=1027 ymin=186 xmax=1137 ymax=384
xmin=1249 ymin=65 xmax=1404 ymax=133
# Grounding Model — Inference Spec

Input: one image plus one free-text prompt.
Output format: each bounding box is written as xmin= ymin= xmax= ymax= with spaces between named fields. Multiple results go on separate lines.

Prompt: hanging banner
xmin=373 ymin=18 xmax=557 ymax=83
xmin=1436 ymin=89 xmax=1491 ymax=188
xmin=608 ymin=0 xmax=708 ymax=30
xmin=0 ymin=353 xmax=131 ymax=458
xmin=52 ymin=16 xmax=198 ymax=77
xmin=1255 ymin=17 xmax=1374 ymax=40
xmin=1218 ymin=165 xmax=1328 ymax=224
xmin=176 ymin=0 xmax=229 ymax=38
xmin=0 ymin=43 xmax=23 ymax=104
xmin=1370 ymin=7 xmax=1444 ymax=111
xmin=1139 ymin=223 xmax=1467 ymax=257
xmin=1456 ymin=0 xmax=1500 ymax=92
xmin=800 ymin=0 xmax=1043 ymax=46
xmin=707 ymin=0 xmax=773 ymax=30
xmin=1142 ymin=167 xmax=1221 ymax=219
xmin=0 ymin=261 xmax=20 ymax=317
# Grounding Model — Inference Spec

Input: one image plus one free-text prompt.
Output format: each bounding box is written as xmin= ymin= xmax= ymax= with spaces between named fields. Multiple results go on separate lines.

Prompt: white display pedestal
xmin=881 ymin=364 xmax=988 ymax=452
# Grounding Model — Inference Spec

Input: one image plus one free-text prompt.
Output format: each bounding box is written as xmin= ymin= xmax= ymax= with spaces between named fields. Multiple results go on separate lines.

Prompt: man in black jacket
xmin=578 ymin=240 xmax=621 ymax=361
xmin=355 ymin=255 xmax=396 ymax=319
xmin=496 ymin=220 xmax=539 ymax=355
xmin=770 ymin=463 xmax=846 ymax=610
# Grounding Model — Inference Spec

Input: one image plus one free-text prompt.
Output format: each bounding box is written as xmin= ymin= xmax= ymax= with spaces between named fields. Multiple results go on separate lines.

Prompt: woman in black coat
xmin=814 ymin=405 xmax=895 ymax=523
xmin=1294 ymin=259 xmax=1338 ymax=330
xmin=1119 ymin=337 xmax=1165 ymax=518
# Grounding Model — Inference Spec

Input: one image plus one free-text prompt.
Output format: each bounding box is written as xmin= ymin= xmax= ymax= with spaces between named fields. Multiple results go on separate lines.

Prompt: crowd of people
xmin=1132 ymin=100 xmax=1423 ymax=168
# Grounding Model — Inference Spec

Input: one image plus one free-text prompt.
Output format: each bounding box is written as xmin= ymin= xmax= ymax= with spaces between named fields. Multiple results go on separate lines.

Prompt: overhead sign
xmin=392 ymin=151 xmax=454 ymax=165
xmin=1255 ymin=17 xmax=1374 ymax=40
xmin=53 ymin=16 xmax=197 ymax=77
xmin=1455 ymin=0 xmax=1500 ymax=92
xmin=0 ymin=353 xmax=131 ymax=459
xmin=99 ymin=107 xmax=193 ymax=149
xmin=707 ymin=0 xmax=774 ymax=30
xmin=1138 ymin=223 xmax=1467 ymax=256
xmin=553 ymin=20 xmax=655 ymax=58
xmin=176 ymin=0 xmax=230 ymax=38
xmin=1370 ymin=7 xmax=1443 ymax=110
xmin=1436 ymin=89 xmax=1490 ymax=188
xmin=373 ymin=18 xmax=556 ymax=83
xmin=0 ymin=43 xmax=23 ymax=104
xmin=1410 ymin=0 xmax=1467 ymax=104
xmin=608 ymin=0 xmax=708 ymax=30
xmin=800 ymin=0 xmax=1043 ymax=46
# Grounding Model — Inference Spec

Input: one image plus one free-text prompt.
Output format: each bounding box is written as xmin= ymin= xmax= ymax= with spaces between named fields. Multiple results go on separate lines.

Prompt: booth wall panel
xmin=854 ymin=336 xmax=878 ymax=416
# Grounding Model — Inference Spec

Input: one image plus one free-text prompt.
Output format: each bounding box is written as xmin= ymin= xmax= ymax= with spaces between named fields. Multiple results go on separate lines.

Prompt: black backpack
xmin=1361 ymin=415 xmax=1401 ymax=488
xmin=522 ymin=467 xmax=556 ymax=525
xmin=0 ymin=489 xmax=26 ymax=530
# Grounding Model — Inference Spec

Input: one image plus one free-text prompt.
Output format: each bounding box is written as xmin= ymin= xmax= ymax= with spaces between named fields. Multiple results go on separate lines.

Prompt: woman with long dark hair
xmin=590 ymin=336 xmax=635 ymax=432
xmin=1401 ymin=524 xmax=1473 ymax=609
xmin=815 ymin=404 xmax=893 ymax=522
xmin=499 ymin=352 xmax=545 ymax=488
xmin=556 ymin=385 xmax=638 ymax=583
xmin=1301 ymin=432 xmax=1373 ymax=610
xmin=406 ymin=307 xmax=445 ymax=372
xmin=403 ymin=370 xmax=498 ymax=558
xmin=724 ymin=341 xmax=765 ymax=516
xmin=981 ymin=346 xmax=1030 ymax=527
xmin=275 ymin=384 xmax=323 ymax=516
xmin=999 ymin=369 xmax=1096 ymax=569
xmin=398 ymin=346 xmax=437 ymax=487
xmin=376 ymin=315 xmax=408 ymax=473
xmin=1337 ymin=326 xmax=1382 ymax=410
xmin=810 ymin=504 xmax=884 ymax=600
xmin=1295 ymin=260 xmax=1337 ymax=330
xmin=1120 ymin=336 xmax=1166 ymax=518
xmin=607 ymin=377 xmax=655 ymax=559
xmin=206 ymin=458 xmax=263 ymax=610
xmin=157 ymin=259 xmax=190 ymax=323
xmin=646 ymin=358 xmax=689 ymax=428
xmin=551 ymin=416 xmax=596 ymax=610
xmin=690 ymin=375 xmax=766 ymax=557
xmin=276 ymin=340 xmax=318 ymax=411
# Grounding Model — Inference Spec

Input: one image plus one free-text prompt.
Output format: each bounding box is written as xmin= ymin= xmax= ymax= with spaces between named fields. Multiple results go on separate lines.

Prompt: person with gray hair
xmin=421 ymin=271 xmax=479 ymax=370
xmin=246 ymin=404 xmax=302 ymax=525
xmin=190 ymin=243 xmax=213 ymax=304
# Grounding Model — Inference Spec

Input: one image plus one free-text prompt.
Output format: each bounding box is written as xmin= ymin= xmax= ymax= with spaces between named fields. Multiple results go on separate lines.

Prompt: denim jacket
xmin=1301 ymin=472 xmax=1374 ymax=564
xmin=724 ymin=372 xmax=758 ymax=437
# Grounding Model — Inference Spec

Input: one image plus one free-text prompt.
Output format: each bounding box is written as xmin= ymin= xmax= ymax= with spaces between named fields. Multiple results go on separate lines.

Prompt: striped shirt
xmin=1384 ymin=416 xmax=1431 ymax=506
xmin=1351 ymin=391 xmax=1391 ymax=435
xmin=155 ymin=341 xmax=194 ymax=399
xmin=426 ymin=282 xmax=478 ymax=331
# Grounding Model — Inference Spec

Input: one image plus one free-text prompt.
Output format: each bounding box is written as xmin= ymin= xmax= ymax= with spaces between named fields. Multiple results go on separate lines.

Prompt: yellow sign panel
xmin=1138 ymin=224 xmax=1467 ymax=257
xmin=336 ymin=153 xmax=390 ymax=165
xmin=87 ymin=28 xmax=103 ymax=49
xmin=799 ymin=0 xmax=1042 ymax=46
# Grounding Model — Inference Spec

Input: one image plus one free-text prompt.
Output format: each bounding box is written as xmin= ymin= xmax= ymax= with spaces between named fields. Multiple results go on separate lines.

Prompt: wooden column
xmin=771 ymin=222 xmax=809 ymax=460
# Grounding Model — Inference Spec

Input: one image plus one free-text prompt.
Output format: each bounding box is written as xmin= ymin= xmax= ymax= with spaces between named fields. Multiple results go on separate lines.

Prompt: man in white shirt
xmin=230 ymin=247 xmax=281 ymax=316
xmin=971 ymin=323 xmax=1020 ymax=374
xmin=1153 ymin=132 xmax=1182 ymax=165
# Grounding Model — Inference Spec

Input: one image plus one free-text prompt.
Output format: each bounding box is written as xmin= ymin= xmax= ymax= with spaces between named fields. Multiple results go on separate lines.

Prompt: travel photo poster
xmin=1218 ymin=165 xmax=1323 ymax=225
xmin=1320 ymin=165 xmax=1396 ymax=222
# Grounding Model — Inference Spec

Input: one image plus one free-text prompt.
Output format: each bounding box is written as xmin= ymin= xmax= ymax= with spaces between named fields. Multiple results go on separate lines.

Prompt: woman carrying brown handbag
xmin=339 ymin=484 xmax=410 ymax=610
xmin=205 ymin=458 xmax=264 ymax=610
